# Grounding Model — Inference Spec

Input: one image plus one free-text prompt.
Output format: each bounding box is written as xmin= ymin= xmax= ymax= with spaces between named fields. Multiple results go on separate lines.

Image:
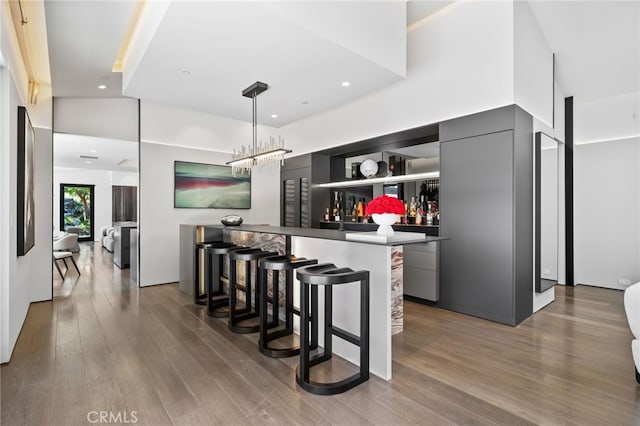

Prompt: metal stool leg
xmin=259 ymin=266 xmax=269 ymax=347
xmin=229 ymin=258 xmax=238 ymax=324
xmin=324 ymin=285 xmax=332 ymax=360
xmin=300 ymin=281 xmax=310 ymax=383
xmin=311 ymin=285 xmax=318 ymax=350
xmin=361 ymin=276 xmax=370 ymax=379
xmin=269 ymin=271 xmax=279 ymax=327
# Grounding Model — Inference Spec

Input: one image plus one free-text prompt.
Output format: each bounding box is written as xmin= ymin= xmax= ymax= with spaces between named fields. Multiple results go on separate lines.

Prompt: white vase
xmin=372 ymin=213 xmax=398 ymax=236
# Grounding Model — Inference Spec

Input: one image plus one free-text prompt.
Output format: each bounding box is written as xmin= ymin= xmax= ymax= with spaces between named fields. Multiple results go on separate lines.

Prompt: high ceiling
xmin=528 ymin=0 xmax=640 ymax=103
xmin=43 ymin=0 xmax=640 ymax=113
xmin=39 ymin=0 xmax=639 ymax=170
xmin=54 ymin=134 xmax=138 ymax=172
xmin=44 ymin=0 xmax=137 ymax=98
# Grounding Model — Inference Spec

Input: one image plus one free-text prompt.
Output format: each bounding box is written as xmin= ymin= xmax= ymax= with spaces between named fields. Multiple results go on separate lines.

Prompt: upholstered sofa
xmin=53 ymin=232 xmax=80 ymax=253
xmin=624 ymin=282 xmax=640 ymax=384
xmin=100 ymin=226 xmax=115 ymax=252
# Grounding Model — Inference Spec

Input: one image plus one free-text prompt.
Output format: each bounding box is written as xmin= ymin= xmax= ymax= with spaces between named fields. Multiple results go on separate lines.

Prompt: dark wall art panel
xmin=174 ymin=161 xmax=251 ymax=209
xmin=17 ymin=106 xmax=35 ymax=256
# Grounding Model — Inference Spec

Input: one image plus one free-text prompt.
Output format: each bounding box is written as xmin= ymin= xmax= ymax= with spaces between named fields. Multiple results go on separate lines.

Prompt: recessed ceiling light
xmin=271 ymin=114 xmax=278 ymax=118
xmin=85 ymin=160 xmax=92 ymax=164
xmin=90 ymin=149 xmax=97 ymax=153
xmin=341 ymin=81 xmax=350 ymax=87
xmin=181 ymin=69 xmax=190 ymax=75
xmin=98 ymin=85 xmax=107 ymax=90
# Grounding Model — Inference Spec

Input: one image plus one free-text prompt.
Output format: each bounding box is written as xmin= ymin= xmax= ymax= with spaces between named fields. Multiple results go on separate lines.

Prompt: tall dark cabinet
xmin=280 ymin=154 xmax=330 ymax=228
xmin=439 ymin=105 xmax=533 ymax=325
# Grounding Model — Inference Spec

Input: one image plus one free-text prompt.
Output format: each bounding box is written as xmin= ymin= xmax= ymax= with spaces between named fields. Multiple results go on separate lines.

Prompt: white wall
xmin=53 ymin=97 xmax=139 ymax=142
xmin=111 ymin=171 xmax=138 ymax=187
xmin=53 ymin=168 xmax=122 ymax=241
xmin=138 ymin=142 xmax=279 ymax=286
xmin=1 ymin=0 xmax=53 ymax=363
xmin=1 ymin=74 xmax=53 ymax=362
xmin=31 ymin=128 xmax=53 ymax=303
xmin=575 ymin=91 xmax=640 ymax=144
xmin=140 ymin=100 xmax=258 ymax=152
xmin=575 ymin=137 xmax=640 ymax=289
xmin=0 ymin=62 xmax=11 ymax=364
xmin=279 ymin=1 xmax=515 ymax=155
xmin=572 ymin=91 xmax=640 ymax=290
xmin=514 ymin=0 xmax=553 ymax=128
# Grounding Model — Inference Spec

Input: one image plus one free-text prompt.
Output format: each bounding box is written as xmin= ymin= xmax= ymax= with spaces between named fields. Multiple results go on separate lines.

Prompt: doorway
xmin=60 ymin=183 xmax=95 ymax=242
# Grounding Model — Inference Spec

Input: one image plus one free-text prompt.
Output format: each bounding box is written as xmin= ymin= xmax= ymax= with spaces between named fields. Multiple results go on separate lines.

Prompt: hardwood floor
xmin=2 ymin=242 xmax=639 ymax=425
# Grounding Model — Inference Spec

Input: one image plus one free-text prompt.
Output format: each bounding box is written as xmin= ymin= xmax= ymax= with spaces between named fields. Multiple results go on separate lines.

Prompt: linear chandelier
xmin=227 ymin=81 xmax=291 ymax=175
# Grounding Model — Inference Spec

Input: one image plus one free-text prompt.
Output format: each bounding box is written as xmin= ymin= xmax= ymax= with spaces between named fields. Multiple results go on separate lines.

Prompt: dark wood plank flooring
xmin=2 ymin=243 xmax=638 ymax=425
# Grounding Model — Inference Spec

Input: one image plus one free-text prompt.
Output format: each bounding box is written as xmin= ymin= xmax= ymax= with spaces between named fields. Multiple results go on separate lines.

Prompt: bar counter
xmin=213 ymin=224 xmax=445 ymax=245
xmin=180 ymin=224 xmax=445 ymax=380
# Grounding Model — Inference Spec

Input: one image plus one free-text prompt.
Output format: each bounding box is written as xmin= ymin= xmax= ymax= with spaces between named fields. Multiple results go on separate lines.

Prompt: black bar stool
xmin=228 ymin=248 xmax=279 ymax=334
xmin=258 ymin=255 xmax=319 ymax=358
xmin=204 ymin=243 xmax=244 ymax=318
xmin=295 ymin=263 xmax=370 ymax=395
xmin=194 ymin=241 xmax=222 ymax=305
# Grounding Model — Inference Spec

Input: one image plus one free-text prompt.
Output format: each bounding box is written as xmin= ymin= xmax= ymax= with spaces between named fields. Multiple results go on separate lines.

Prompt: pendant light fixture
xmin=227 ymin=81 xmax=291 ymax=175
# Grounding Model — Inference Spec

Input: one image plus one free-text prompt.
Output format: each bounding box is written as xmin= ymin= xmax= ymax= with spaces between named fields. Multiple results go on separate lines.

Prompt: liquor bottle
xmin=402 ymin=201 xmax=409 ymax=224
xmin=416 ymin=195 xmax=424 ymax=225
xmin=334 ymin=193 xmax=341 ymax=222
xmin=408 ymin=196 xmax=417 ymax=224
xmin=351 ymin=197 xmax=357 ymax=221
xmin=426 ymin=201 xmax=433 ymax=226
xmin=356 ymin=199 xmax=364 ymax=222
xmin=324 ymin=208 xmax=330 ymax=222
xmin=332 ymin=192 xmax=338 ymax=222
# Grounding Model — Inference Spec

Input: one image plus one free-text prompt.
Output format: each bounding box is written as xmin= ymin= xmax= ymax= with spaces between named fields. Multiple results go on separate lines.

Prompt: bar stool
xmin=194 ymin=241 xmax=222 ymax=305
xmin=258 ymin=255 xmax=319 ymax=358
xmin=228 ymin=248 xmax=279 ymax=334
xmin=295 ymin=263 xmax=370 ymax=395
xmin=204 ymin=243 xmax=244 ymax=318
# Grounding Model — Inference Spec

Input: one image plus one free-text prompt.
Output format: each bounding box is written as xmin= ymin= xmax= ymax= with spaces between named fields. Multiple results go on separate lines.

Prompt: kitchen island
xmin=179 ymin=224 xmax=445 ymax=380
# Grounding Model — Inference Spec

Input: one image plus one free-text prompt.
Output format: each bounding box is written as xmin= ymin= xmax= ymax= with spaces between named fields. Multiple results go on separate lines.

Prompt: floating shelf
xmin=313 ymin=172 xmax=439 ymax=188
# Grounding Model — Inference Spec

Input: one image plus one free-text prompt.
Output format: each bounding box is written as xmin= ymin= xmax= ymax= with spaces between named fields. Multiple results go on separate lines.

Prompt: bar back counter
xmin=180 ymin=224 xmax=444 ymax=380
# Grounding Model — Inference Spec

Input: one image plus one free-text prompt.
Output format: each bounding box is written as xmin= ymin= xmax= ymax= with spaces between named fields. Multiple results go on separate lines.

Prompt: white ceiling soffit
xmin=54 ymin=133 xmax=138 ymax=172
xmin=44 ymin=0 xmax=137 ymax=97
xmin=529 ymin=0 xmax=640 ymax=102
xmin=123 ymin=1 xmax=407 ymax=127
xmin=406 ymin=0 xmax=456 ymax=27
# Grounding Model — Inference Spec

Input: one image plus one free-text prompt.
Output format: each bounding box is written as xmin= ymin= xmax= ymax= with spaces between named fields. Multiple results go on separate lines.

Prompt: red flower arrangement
xmin=365 ymin=195 xmax=406 ymax=216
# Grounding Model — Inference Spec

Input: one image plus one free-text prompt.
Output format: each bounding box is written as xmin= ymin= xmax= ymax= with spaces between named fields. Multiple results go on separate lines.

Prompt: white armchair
xmin=623 ymin=282 xmax=640 ymax=384
xmin=53 ymin=233 xmax=79 ymax=252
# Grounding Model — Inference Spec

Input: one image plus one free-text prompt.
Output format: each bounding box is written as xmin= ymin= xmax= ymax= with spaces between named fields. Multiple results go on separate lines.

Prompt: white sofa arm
xmin=53 ymin=233 xmax=79 ymax=251
xmin=624 ymin=282 xmax=640 ymax=383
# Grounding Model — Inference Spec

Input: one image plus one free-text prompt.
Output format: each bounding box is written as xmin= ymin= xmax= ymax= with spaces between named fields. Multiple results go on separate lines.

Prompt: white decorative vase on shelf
xmin=372 ymin=213 xmax=398 ymax=236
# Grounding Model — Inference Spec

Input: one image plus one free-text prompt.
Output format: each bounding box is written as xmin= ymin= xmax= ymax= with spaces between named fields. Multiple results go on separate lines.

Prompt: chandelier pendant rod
xmin=252 ymin=91 xmax=257 ymax=161
xmin=227 ymin=81 xmax=292 ymax=175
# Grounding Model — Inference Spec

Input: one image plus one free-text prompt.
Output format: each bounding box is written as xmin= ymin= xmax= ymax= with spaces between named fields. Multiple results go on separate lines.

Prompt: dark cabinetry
xmin=114 ymin=223 xmax=137 ymax=269
xmin=280 ymin=154 xmax=330 ymax=228
xmin=439 ymin=105 xmax=533 ymax=325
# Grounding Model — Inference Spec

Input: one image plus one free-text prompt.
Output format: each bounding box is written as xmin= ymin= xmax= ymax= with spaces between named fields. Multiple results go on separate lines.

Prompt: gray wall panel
xmin=513 ymin=106 xmax=534 ymax=322
xmin=440 ymin=130 xmax=515 ymax=324
xmin=440 ymin=105 xmax=514 ymax=142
